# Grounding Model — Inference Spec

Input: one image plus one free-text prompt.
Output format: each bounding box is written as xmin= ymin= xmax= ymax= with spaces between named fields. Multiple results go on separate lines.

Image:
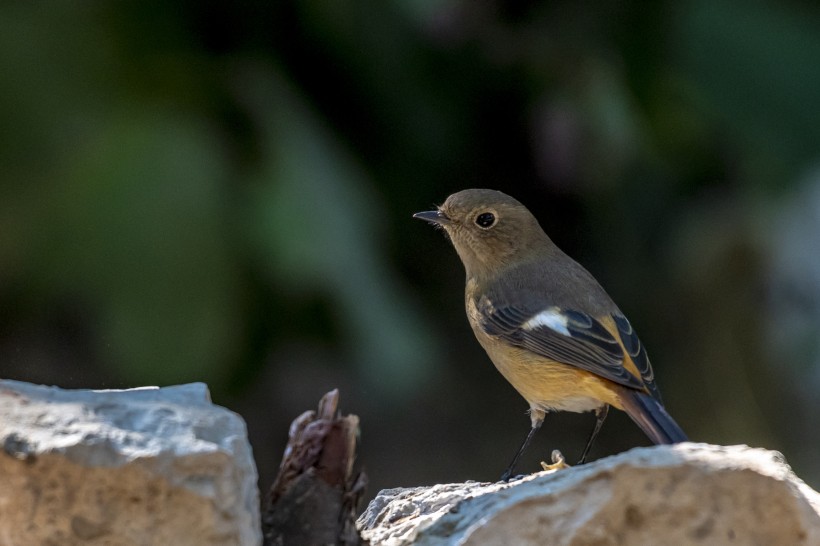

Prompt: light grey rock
xmin=358 ymin=443 xmax=820 ymax=546
xmin=0 ymin=380 xmax=261 ymax=546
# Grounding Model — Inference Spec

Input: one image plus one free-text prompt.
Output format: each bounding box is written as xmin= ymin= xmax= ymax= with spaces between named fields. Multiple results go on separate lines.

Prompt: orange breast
xmin=473 ymin=329 xmax=626 ymax=413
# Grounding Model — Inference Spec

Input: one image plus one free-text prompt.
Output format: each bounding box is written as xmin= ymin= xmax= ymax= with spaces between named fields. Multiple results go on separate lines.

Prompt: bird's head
xmin=414 ymin=189 xmax=553 ymax=278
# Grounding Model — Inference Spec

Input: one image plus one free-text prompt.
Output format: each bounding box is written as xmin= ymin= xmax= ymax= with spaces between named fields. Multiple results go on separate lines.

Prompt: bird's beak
xmin=413 ymin=209 xmax=450 ymax=225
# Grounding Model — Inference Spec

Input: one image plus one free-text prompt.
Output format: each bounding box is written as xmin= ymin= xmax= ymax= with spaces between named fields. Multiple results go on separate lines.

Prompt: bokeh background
xmin=2 ymin=0 xmax=820 ymax=502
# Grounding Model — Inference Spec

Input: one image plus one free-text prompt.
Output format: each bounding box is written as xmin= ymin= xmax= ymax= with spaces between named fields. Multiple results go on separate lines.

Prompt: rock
xmin=358 ymin=443 xmax=820 ymax=545
xmin=0 ymin=380 xmax=261 ymax=546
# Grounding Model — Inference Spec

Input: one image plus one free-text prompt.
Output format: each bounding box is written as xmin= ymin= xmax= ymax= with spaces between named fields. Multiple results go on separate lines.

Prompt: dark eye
xmin=475 ymin=212 xmax=496 ymax=228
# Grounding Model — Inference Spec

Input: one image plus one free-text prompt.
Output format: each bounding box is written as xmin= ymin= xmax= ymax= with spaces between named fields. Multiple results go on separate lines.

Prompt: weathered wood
xmin=263 ymin=389 xmax=366 ymax=546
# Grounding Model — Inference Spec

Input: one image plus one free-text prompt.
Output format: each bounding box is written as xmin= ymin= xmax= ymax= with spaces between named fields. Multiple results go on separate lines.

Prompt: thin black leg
xmin=577 ymin=404 xmax=609 ymax=464
xmin=500 ymin=420 xmax=543 ymax=482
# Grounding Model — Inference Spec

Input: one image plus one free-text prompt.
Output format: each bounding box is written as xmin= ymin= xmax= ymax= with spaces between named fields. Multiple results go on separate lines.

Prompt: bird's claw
xmin=540 ymin=449 xmax=571 ymax=472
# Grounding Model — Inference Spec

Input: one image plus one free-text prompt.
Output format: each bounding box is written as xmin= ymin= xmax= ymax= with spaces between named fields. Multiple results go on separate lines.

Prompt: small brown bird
xmin=414 ymin=189 xmax=687 ymax=480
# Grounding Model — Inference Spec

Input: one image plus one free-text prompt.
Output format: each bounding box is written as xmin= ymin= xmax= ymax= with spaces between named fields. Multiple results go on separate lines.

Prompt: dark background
xmin=2 ymin=0 xmax=820 ymax=501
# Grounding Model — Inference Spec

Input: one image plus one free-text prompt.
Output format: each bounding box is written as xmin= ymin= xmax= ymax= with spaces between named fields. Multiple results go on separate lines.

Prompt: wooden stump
xmin=262 ymin=389 xmax=366 ymax=545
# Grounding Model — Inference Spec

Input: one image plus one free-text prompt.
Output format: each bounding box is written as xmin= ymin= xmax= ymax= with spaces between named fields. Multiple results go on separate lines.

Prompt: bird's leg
xmin=500 ymin=410 xmax=544 ymax=482
xmin=577 ymin=404 xmax=610 ymax=464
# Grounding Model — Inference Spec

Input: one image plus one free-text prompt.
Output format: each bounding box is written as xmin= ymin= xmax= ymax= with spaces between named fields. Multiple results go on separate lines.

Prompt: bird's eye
xmin=475 ymin=212 xmax=496 ymax=228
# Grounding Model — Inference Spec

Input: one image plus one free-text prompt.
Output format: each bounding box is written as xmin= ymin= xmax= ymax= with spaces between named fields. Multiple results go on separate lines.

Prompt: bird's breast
xmin=468 ymin=321 xmax=622 ymax=414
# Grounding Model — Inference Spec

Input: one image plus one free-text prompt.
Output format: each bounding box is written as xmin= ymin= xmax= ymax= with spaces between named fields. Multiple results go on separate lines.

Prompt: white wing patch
xmin=522 ymin=307 xmax=570 ymax=336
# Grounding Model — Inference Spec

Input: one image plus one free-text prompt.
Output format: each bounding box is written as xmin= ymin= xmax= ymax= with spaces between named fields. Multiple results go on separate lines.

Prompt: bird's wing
xmin=479 ymin=299 xmax=650 ymax=393
xmin=611 ymin=314 xmax=660 ymax=401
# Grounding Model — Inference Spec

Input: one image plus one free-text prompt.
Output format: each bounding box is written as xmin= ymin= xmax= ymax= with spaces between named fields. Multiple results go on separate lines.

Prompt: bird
xmin=413 ymin=189 xmax=687 ymax=481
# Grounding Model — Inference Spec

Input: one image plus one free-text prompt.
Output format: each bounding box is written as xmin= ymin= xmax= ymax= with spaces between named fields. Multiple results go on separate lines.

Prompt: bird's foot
xmin=540 ymin=449 xmax=571 ymax=472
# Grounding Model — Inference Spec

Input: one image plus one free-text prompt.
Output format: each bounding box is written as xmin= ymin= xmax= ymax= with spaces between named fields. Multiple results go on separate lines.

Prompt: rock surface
xmin=358 ymin=443 xmax=820 ymax=546
xmin=0 ymin=380 xmax=261 ymax=546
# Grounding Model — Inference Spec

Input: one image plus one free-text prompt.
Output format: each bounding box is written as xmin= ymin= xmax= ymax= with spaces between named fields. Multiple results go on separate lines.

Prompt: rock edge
xmin=358 ymin=443 xmax=820 ymax=546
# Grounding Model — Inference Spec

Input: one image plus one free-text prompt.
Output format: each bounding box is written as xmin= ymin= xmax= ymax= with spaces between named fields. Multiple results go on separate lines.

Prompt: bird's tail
xmin=619 ymin=389 xmax=688 ymax=444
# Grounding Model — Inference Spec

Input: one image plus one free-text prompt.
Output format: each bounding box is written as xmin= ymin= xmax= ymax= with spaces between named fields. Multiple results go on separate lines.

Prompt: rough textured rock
xmin=0 ymin=380 xmax=261 ymax=546
xmin=358 ymin=443 xmax=820 ymax=546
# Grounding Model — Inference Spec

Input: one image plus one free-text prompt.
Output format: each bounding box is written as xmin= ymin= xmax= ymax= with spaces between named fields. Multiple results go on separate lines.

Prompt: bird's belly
xmin=534 ymin=395 xmax=604 ymax=413
xmin=479 ymin=340 xmax=620 ymax=413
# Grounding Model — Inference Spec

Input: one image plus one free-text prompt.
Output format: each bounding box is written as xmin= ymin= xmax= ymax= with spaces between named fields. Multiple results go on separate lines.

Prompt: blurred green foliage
xmin=2 ymin=0 xmax=820 ymax=496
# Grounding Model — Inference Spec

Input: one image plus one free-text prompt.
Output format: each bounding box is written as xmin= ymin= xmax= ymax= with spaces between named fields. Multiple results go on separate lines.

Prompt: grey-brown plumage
xmin=414 ymin=189 xmax=686 ymax=480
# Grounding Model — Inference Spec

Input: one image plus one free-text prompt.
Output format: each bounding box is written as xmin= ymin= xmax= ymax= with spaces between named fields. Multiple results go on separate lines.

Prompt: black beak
xmin=413 ymin=210 xmax=450 ymax=225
